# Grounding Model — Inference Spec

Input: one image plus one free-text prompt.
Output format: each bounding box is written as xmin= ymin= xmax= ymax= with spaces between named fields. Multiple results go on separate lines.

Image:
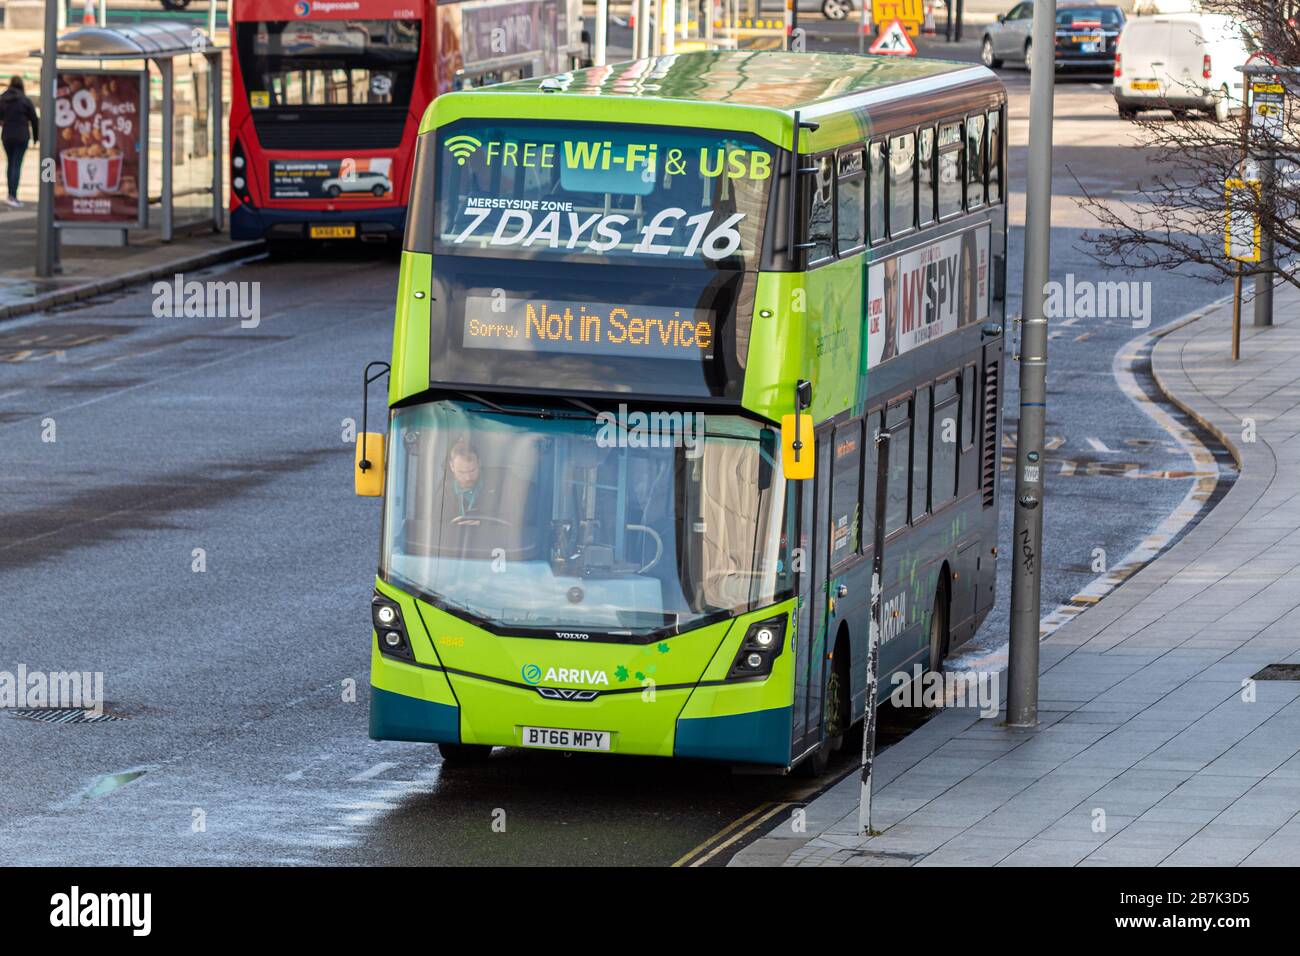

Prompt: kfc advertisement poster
xmin=54 ymin=71 xmax=144 ymax=224
xmin=867 ymin=227 xmax=989 ymax=368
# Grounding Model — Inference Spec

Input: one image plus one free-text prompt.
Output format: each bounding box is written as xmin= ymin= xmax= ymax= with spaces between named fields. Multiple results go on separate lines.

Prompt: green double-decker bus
xmin=355 ymin=51 xmax=1008 ymax=772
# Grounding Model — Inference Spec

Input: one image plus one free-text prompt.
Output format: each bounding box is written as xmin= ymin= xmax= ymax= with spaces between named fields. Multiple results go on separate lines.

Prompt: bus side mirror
xmin=355 ymin=432 xmax=386 ymax=497
xmin=781 ymin=414 xmax=815 ymax=480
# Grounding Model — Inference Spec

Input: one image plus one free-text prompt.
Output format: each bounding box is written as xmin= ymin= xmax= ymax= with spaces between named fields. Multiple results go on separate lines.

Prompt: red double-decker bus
xmin=229 ymin=0 xmax=586 ymax=249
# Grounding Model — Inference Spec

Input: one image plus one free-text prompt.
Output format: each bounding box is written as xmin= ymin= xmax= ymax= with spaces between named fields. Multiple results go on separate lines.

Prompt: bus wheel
xmin=799 ymin=649 xmax=847 ymax=777
xmin=437 ymin=742 xmax=493 ymax=765
xmin=927 ymin=584 xmax=950 ymax=675
xmin=825 ymin=638 xmax=849 ymax=754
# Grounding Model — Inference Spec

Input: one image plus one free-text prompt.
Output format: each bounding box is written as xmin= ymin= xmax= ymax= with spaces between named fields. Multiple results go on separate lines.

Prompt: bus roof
xmin=484 ymin=50 xmax=979 ymax=113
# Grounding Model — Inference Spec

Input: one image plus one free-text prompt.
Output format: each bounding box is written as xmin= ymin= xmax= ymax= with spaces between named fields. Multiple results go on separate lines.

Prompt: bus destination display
xmin=462 ymin=295 xmax=715 ymax=361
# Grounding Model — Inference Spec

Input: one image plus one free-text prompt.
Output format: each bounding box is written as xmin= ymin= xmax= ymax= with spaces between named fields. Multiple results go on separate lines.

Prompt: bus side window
xmin=807 ymin=154 xmax=835 ymax=265
xmin=837 ymin=148 xmax=865 ymax=256
xmin=961 ymin=363 xmax=978 ymax=450
xmin=831 ymin=420 xmax=863 ymax=567
xmin=885 ymin=401 xmax=910 ymax=535
xmin=987 ymin=109 xmax=1002 ymax=204
xmin=932 ymin=377 xmax=959 ymax=509
xmin=912 ymin=385 xmax=931 ymax=522
xmin=966 ymin=113 xmax=986 ymax=209
xmin=868 ymin=140 xmax=887 ymax=244
xmin=917 ymin=127 xmax=935 ymax=227
xmin=861 ymin=409 xmax=882 ymax=550
xmin=889 ymin=131 xmax=915 ymax=238
xmin=937 ymin=121 xmax=963 ymax=219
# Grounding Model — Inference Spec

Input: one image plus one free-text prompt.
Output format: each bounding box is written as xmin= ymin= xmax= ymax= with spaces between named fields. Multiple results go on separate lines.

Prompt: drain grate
xmin=1251 ymin=664 xmax=1300 ymax=682
xmin=5 ymin=708 xmax=124 ymax=724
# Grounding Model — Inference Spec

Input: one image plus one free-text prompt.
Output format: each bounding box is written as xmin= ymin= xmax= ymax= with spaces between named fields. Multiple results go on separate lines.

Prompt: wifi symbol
xmin=446 ymin=135 xmax=482 ymax=166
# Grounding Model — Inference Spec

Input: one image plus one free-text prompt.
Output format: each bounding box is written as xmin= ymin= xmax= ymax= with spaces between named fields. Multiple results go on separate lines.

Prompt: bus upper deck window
xmin=966 ymin=114 xmax=986 ymax=209
xmin=987 ymin=110 xmax=1002 ymax=204
xmin=837 ymin=149 xmax=865 ymax=255
xmin=889 ymin=132 xmax=915 ymax=238
xmin=917 ymin=127 xmax=935 ymax=227
xmin=868 ymin=141 xmax=886 ymax=244
xmin=807 ymin=155 xmax=834 ymax=265
xmin=937 ymin=122 xmax=963 ymax=219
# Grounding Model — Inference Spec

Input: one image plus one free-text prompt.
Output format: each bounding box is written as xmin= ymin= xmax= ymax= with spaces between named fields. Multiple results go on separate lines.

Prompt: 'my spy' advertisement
xmin=867 ymin=227 xmax=989 ymax=367
xmin=269 ymin=157 xmax=393 ymax=200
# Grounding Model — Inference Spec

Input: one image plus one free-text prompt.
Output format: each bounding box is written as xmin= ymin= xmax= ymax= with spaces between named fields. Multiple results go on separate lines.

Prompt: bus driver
xmin=443 ymin=439 xmax=503 ymax=519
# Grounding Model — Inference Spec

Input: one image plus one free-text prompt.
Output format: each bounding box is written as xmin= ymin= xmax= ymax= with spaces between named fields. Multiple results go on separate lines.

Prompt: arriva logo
xmin=521 ymin=664 xmax=609 ymax=686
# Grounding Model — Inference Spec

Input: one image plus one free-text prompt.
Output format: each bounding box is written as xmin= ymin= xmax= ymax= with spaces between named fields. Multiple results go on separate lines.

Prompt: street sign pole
xmin=36 ymin=0 xmax=60 ymax=277
xmin=1253 ymin=145 xmax=1274 ymax=327
xmin=1240 ymin=59 xmax=1294 ymax=328
xmin=594 ymin=0 xmax=608 ymax=66
xmin=859 ymin=429 xmax=891 ymax=836
xmin=1007 ymin=0 xmax=1057 ymax=730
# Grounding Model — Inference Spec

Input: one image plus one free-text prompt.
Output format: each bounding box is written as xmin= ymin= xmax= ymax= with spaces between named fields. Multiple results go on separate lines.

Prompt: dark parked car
xmin=981 ymin=2 xmax=1125 ymax=75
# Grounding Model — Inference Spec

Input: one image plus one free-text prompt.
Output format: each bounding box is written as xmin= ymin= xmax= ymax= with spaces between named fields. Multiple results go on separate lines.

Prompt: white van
xmin=1113 ymin=13 xmax=1252 ymax=121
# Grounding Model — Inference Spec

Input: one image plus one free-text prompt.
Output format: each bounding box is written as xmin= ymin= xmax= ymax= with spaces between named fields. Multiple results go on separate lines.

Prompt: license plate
xmin=1130 ymin=80 xmax=1159 ymax=91
xmin=521 ymin=726 xmax=611 ymax=752
xmin=1073 ymin=34 xmax=1100 ymax=44
xmin=309 ymin=224 xmax=356 ymax=239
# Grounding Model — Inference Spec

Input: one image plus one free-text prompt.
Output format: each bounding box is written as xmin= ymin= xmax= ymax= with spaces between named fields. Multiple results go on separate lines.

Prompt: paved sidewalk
xmin=0 ymin=207 xmax=260 ymax=322
xmin=0 ymin=25 xmax=258 ymax=322
xmin=733 ymin=283 xmax=1300 ymax=867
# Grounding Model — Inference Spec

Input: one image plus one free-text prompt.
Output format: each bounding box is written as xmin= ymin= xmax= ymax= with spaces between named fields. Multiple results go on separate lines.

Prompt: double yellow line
xmin=671 ymin=801 xmax=796 ymax=867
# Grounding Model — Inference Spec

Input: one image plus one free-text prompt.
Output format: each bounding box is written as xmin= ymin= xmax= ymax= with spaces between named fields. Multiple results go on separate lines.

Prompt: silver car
xmin=981 ymin=1 xmax=1035 ymax=69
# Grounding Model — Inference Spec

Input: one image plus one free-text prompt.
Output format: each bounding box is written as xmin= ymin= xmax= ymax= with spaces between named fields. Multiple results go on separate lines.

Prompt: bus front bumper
xmin=230 ymin=203 xmax=406 ymax=242
xmin=369 ymin=643 xmax=794 ymax=767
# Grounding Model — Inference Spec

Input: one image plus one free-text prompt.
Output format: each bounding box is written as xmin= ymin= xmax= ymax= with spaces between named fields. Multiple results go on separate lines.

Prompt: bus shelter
xmin=38 ymin=22 xmax=224 ymax=245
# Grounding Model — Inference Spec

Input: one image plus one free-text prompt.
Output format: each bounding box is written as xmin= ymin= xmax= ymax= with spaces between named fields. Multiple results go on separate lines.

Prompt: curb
xmin=1146 ymin=293 xmax=1242 ymax=470
xmin=0 ymin=238 xmax=266 ymax=324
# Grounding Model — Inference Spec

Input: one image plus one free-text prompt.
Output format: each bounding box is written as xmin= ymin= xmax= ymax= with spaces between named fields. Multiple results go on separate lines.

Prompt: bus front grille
xmin=251 ymin=112 xmax=408 ymax=151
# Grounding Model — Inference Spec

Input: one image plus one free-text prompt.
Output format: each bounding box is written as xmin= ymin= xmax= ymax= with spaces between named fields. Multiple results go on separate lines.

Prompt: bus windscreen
xmin=434 ymin=121 xmax=775 ymax=269
xmin=235 ymin=20 xmax=421 ymax=109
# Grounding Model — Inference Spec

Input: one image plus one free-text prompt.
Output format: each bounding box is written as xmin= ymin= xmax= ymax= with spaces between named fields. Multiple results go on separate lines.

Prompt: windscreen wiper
xmin=456 ymin=391 xmax=554 ymax=420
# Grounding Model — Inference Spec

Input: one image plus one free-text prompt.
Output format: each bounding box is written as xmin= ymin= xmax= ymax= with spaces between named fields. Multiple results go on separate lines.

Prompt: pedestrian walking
xmin=0 ymin=76 xmax=40 ymax=208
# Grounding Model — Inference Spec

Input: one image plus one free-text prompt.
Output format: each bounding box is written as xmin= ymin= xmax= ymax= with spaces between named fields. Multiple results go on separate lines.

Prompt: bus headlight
xmin=727 ymin=616 xmax=787 ymax=679
xmin=372 ymin=593 xmax=413 ymax=661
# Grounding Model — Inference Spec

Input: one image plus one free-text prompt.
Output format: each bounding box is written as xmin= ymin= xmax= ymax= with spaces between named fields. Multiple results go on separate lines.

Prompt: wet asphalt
xmin=0 ymin=34 xmax=1237 ymax=865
